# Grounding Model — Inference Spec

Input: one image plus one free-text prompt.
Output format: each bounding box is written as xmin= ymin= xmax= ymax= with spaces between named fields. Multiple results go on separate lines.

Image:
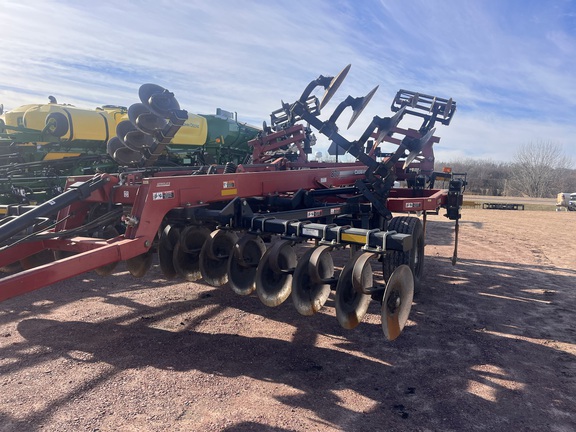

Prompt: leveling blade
xmin=320 ymin=64 xmax=351 ymax=109
xmin=403 ymin=127 xmax=436 ymax=169
xmin=348 ymin=86 xmax=378 ymax=129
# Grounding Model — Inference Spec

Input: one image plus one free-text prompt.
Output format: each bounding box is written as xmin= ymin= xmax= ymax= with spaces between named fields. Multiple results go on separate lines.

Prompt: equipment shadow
xmin=2 ymin=249 xmax=574 ymax=431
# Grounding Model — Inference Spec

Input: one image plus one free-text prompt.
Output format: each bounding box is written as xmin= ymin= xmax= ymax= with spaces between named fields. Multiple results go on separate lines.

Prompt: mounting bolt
xmin=144 ymin=240 xmax=151 ymax=248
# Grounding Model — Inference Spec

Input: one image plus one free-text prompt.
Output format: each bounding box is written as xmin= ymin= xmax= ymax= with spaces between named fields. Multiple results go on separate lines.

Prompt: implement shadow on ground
xmin=424 ymin=217 xmax=483 ymax=246
xmin=2 ymin=248 xmax=575 ymax=431
xmin=0 ymin=262 xmax=194 ymax=327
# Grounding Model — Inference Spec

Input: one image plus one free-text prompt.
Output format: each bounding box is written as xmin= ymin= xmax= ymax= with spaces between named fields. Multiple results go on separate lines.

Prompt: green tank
xmin=0 ymin=95 xmax=260 ymax=205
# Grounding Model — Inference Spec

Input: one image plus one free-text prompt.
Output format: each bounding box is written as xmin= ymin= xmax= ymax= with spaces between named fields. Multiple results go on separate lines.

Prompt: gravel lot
xmin=0 ymin=207 xmax=575 ymax=431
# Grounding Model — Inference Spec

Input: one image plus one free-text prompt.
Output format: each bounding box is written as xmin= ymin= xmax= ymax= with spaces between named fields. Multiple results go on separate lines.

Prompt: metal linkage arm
xmin=261 ymin=66 xmax=457 ymax=225
xmin=0 ymin=175 xmax=110 ymax=246
xmin=392 ymin=90 xmax=456 ymax=130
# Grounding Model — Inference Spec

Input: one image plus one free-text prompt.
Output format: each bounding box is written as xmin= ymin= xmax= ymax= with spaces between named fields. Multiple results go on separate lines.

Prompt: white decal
xmin=152 ymin=191 xmax=175 ymax=201
xmin=302 ymin=228 xmax=319 ymax=237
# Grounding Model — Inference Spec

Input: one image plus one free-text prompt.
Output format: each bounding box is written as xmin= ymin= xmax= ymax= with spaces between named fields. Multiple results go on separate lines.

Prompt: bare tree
xmin=555 ymin=167 xmax=576 ymax=193
xmin=435 ymin=158 xmax=511 ymax=196
xmin=436 ymin=145 xmax=575 ymax=197
xmin=508 ymin=141 xmax=572 ymax=198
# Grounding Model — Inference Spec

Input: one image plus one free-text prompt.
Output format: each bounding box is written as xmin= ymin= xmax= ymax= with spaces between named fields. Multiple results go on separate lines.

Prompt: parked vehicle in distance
xmin=556 ymin=192 xmax=576 ymax=211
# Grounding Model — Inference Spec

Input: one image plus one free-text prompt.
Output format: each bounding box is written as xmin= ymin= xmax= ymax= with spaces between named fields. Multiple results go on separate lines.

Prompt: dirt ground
xmin=0 ymin=206 xmax=575 ymax=432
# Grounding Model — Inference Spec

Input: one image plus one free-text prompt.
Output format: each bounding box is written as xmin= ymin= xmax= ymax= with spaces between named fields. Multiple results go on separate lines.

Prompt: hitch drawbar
xmin=0 ymin=175 xmax=111 ymax=246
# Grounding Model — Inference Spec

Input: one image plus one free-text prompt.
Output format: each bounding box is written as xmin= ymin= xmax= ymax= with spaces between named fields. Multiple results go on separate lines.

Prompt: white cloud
xmin=1 ymin=0 xmax=575 ymax=165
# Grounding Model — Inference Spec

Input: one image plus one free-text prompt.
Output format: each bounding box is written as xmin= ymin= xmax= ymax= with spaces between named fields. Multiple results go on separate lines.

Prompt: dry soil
xmin=0 ymin=207 xmax=575 ymax=431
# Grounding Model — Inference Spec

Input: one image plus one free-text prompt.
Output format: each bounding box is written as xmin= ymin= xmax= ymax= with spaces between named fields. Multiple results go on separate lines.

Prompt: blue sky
xmin=2 ymin=0 xmax=575 ymax=164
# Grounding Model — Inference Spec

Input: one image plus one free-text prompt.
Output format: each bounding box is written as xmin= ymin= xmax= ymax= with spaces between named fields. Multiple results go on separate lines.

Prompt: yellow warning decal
xmin=341 ymin=233 xmax=365 ymax=244
xmin=221 ymin=188 xmax=238 ymax=196
xmin=43 ymin=152 xmax=82 ymax=160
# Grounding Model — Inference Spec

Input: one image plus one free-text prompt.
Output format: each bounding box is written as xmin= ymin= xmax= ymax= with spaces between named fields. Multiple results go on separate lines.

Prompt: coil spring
xmin=224 ymin=162 xmax=237 ymax=174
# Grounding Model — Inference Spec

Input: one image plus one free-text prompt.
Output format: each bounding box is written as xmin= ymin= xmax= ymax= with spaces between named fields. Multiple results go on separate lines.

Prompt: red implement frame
xmin=0 ymin=161 xmax=450 ymax=302
xmin=0 ymin=73 xmax=461 ymax=305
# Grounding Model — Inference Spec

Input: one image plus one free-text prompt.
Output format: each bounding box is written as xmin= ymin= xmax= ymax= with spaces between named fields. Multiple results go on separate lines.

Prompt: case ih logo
xmin=223 ymin=181 xmax=236 ymax=189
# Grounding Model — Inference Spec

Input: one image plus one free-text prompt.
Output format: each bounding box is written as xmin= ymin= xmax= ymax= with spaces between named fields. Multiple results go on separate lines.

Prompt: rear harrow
xmin=0 ymin=65 xmax=466 ymax=341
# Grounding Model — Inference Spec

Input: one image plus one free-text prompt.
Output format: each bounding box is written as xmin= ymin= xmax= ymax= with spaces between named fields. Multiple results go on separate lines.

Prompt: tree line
xmin=435 ymin=141 xmax=576 ymax=198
